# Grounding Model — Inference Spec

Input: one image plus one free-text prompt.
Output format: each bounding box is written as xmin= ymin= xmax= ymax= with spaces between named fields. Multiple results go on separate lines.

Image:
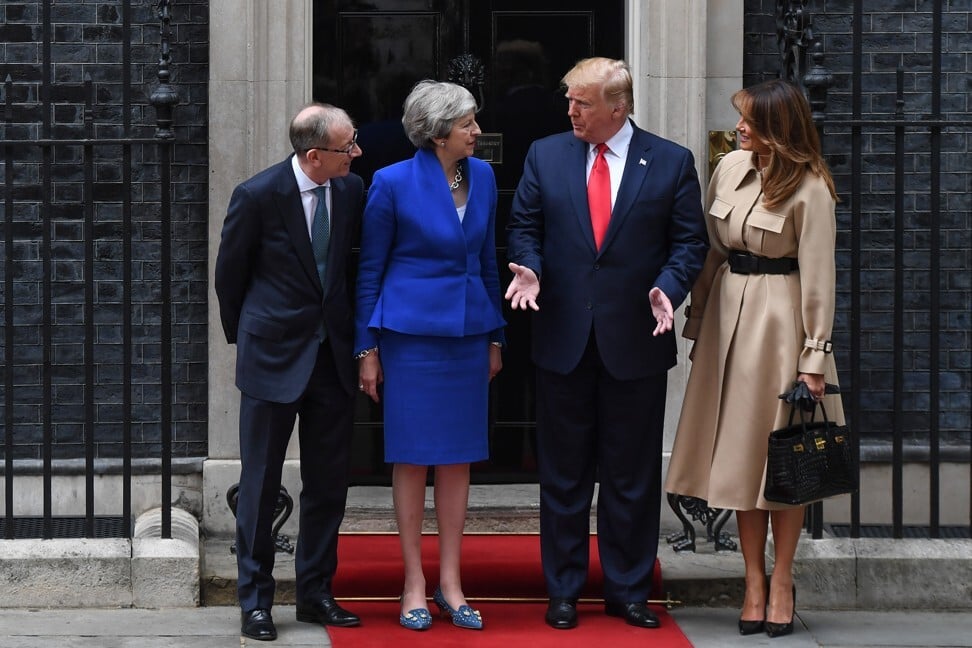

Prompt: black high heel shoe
xmin=738 ymin=618 xmax=765 ymax=635
xmin=765 ymin=585 xmax=796 ymax=638
xmin=738 ymin=575 xmax=767 ymax=635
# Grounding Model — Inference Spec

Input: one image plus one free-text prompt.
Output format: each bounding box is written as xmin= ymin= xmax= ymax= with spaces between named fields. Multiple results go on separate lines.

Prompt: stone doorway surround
xmin=204 ymin=0 xmax=744 ymax=539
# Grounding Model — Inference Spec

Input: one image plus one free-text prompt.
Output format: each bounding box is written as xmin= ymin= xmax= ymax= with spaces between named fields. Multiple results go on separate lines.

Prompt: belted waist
xmin=727 ymin=251 xmax=799 ymax=275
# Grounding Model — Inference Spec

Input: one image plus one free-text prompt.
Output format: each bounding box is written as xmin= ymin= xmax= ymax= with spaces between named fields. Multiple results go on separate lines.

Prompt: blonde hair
xmin=561 ymin=57 xmax=634 ymax=115
xmin=731 ymin=79 xmax=837 ymax=208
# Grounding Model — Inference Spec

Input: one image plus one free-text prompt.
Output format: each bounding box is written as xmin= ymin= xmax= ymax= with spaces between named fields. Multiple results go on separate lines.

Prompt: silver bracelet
xmin=490 ymin=341 xmax=503 ymax=348
xmin=354 ymin=347 xmax=378 ymax=359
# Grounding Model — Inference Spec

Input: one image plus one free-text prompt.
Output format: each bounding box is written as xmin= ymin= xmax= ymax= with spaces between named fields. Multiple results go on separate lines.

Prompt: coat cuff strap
xmin=804 ymin=337 xmax=833 ymax=353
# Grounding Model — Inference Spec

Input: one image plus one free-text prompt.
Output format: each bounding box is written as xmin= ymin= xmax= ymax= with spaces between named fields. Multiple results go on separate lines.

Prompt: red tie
xmin=588 ymin=143 xmax=611 ymax=249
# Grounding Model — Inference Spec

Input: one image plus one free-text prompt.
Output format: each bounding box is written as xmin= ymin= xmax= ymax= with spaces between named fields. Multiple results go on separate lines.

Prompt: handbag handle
xmin=779 ymin=380 xmax=840 ymax=427
xmin=778 ymin=381 xmax=840 ymax=405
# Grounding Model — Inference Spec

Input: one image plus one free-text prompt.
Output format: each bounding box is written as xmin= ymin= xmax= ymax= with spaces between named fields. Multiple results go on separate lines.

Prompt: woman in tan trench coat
xmin=665 ymin=79 xmax=844 ymax=639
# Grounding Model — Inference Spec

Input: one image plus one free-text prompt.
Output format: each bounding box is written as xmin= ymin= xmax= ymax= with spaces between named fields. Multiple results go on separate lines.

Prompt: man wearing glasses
xmin=216 ymin=103 xmax=364 ymax=641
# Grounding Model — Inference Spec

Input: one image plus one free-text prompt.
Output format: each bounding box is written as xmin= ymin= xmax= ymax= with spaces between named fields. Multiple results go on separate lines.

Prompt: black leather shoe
xmin=296 ymin=595 xmax=361 ymax=627
xmin=544 ymin=598 xmax=578 ymax=629
xmin=241 ymin=608 xmax=277 ymax=641
xmin=604 ymin=601 xmax=661 ymax=628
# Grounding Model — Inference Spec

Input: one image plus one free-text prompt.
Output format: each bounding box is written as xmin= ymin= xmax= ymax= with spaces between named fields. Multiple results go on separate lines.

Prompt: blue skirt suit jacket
xmin=354 ymin=147 xmax=506 ymax=350
xmin=354 ymin=147 xmax=506 ymax=464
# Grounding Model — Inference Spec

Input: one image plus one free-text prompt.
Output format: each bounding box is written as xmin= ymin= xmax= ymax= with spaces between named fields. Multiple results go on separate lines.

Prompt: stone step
xmin=201 ymin=535 xmax=745 ymax=608
xmin=202 ymin=484 xmax=746 ymax=608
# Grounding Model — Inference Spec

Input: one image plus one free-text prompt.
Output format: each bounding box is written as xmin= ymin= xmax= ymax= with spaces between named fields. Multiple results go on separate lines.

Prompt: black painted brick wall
xmin=745 ymin=0 xmax=971 ymax=446
xmin=0 ymin=1 xmax=209 ymax=460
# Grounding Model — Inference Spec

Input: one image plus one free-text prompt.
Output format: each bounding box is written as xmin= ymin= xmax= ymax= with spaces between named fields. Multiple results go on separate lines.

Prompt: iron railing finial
xmin=803 ymin=41 xmax=833 ymax=124
xmin=150 ymin=0 xmax=179 ymax=140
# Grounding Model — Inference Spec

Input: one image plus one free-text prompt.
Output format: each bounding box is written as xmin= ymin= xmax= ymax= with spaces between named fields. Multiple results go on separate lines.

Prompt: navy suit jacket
xmin=507 ymin=123 xmax=708 ymax=380
xmin=355 ymin=148 xmax=506 ymax=351
xmin=215 ymin=157 xmax=364 ymax=401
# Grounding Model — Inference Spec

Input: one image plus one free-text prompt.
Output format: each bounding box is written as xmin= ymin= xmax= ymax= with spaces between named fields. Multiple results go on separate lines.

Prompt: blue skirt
xmin=380 ymin=331 xmax=489 ymax=465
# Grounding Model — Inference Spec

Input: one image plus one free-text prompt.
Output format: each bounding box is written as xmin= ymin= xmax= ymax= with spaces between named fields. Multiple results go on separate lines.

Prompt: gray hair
xmin=289 ymin=103 xmax=353 ymax=155
xmin=401 ymin=81 xmax=478 ymax=149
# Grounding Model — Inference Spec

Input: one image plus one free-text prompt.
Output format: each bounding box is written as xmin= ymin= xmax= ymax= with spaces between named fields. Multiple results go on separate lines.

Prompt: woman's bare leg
xmin=767 ymin=506 xmax=805 ymax=624
xmin=433 ymin=463 xmax=471 ymax=608
xmin=394 ymin=463 xmax=430 ymax=613
xmin=736 ymin=509 xmax=770 ymax=622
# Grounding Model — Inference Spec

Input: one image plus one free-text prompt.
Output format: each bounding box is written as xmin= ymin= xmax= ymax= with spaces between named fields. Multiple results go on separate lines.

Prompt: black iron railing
xmin=0 ymin=0 xmax=178 ymax=540
xmin=779 ymin=0 xmax=972 ymax=540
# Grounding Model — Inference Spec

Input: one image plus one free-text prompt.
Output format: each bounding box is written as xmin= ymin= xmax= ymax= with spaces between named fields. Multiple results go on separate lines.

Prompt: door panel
xmin=313 ymin=0 xmax=624 ymax=484
xmin=314 ymin=2 xmax=463 ymax=187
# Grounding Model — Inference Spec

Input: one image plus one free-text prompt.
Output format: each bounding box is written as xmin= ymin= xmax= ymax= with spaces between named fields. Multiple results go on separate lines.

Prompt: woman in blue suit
xmin=355 ymin=80 xmax=506 ymax=631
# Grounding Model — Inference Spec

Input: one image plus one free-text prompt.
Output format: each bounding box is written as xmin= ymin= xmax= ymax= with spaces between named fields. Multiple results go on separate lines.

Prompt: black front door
xmin=313 ymin=0 xmax=624 ymax=484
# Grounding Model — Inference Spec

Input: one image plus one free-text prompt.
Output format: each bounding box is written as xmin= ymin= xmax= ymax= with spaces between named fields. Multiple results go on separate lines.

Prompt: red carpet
xmin=328 ymin=534 xmax=691 ymax=647
xmin=328 ymin=600 xmax=688 ymax=647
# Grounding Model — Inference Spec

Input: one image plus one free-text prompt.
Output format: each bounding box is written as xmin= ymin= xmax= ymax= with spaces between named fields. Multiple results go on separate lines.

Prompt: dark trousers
xmin=235 ymin=342 xmax=354 ymax=612
xmin=536 ymin=332 xmax=666 ymax=603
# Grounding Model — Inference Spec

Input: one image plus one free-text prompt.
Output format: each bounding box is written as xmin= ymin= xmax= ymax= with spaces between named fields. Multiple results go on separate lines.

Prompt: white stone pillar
xmin=628 ymin=0 xmax=706 ymax=448
xmin=627 ymin=0 xmax=743 ymax=450
xmin=629 ymin=0 xmax=708 ymax=158
xmin=626 ymin=0 xmax=742 ymax=533
xmin=206 ymin=0 xmax=313 ymax=537
xmin=706 ymin=1 xmax=746 ymax=136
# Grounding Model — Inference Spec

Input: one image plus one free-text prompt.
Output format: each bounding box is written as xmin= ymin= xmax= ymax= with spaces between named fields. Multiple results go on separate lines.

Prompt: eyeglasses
xmin=308 ymin=129 xmax=359 ymax=156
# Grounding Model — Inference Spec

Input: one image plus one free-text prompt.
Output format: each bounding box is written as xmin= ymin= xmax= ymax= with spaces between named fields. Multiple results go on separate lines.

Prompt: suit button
xmin=593 ymin=263 xmax=600 ymax=270
xmin=586 ymin=302 xmax=593 ymax=310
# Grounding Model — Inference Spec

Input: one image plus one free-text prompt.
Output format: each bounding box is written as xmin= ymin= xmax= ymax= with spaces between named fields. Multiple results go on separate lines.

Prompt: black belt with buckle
xmin=727 ymin=251 xmax=799 ymax=275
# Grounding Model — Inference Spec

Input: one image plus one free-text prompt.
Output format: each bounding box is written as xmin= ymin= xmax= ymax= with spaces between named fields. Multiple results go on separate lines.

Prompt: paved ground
xmin=0 ymin=605 xmax=969 ymax=647
xmin=6 ymin=485 xmax=967 ymax=645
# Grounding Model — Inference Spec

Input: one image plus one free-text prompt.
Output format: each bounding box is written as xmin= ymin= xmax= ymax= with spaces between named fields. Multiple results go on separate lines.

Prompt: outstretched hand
xmin=505 ymin=263 xmax=540 ymax=311
xmin=649 ymin=287 xmax=673 ymax=336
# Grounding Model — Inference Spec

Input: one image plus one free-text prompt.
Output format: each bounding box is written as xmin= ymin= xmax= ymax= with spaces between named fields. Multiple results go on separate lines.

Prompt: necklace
xmin=449 ymin=163 xmax=463 ymax=192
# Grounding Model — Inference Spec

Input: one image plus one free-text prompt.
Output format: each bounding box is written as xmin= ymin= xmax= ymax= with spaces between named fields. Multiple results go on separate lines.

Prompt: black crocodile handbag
xmin=764 ymin=399 xmax=858 ymax=505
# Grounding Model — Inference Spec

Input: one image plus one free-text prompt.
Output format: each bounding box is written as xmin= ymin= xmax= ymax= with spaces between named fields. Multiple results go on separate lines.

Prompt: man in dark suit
xmin=505 ymin=58 xmax=708 ymax=630
xmin=215 ymin=103 xmax=364 ymax=641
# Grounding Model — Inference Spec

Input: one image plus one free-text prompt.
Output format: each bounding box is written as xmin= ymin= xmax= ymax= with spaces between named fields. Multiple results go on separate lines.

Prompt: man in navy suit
xmin=506 ymin=58 xmax=708 ymax=630
xmin=215 ymin=103 xmax=364 ymax=641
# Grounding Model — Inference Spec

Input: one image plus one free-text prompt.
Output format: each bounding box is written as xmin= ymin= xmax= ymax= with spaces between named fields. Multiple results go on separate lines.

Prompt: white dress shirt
xmin=291 ymin=155 xmax=331 ymax=238
xmin=584 ymin=118 xmax=633 ymax=211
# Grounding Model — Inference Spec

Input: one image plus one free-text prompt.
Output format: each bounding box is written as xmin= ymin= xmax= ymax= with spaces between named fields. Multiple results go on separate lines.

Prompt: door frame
xmin=204 ymin=0 xmax=739 ymax=530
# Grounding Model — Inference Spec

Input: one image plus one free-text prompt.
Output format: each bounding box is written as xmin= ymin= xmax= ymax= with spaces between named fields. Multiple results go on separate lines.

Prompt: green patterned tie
xmin=312 ymin=185 xmax=330 ymax=287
